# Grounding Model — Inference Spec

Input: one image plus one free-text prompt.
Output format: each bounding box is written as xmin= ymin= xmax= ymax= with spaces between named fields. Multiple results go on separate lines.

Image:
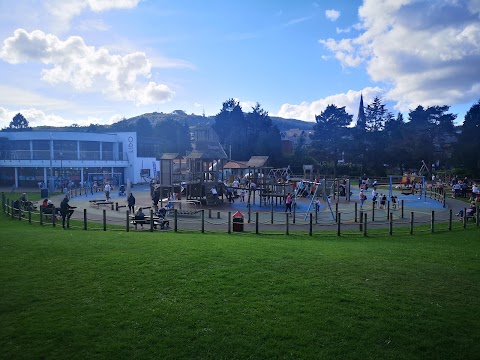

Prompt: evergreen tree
xmin=310 ymin=104 xmax=352 ymax=177
xmin=8 ymin=113 xmax=31 ymax=130
xmin=454 ymin=99 xmax=480 ymax=176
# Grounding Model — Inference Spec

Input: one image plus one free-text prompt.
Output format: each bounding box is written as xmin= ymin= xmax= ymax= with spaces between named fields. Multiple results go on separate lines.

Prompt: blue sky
xmin=0 ymin=0 xmax=479 ymax=128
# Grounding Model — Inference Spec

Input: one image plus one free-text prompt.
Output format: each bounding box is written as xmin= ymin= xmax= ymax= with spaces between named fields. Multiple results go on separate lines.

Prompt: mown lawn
xmin=0 ymin=215 xmax=479 ymax=359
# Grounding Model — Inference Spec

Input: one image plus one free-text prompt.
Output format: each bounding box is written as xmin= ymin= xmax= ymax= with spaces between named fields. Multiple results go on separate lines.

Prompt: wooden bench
xmin=90 ymin=200 xmax=113 ymax=208
xmin=130 ymin=219 xmax=160 ymax=229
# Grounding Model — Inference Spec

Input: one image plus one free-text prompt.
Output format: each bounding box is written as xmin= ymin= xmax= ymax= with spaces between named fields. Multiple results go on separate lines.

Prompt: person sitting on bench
xmin=457 ymin=202 xmax=477 ymax=220
xmin=134 ymin=207 xmax=146 ymax=228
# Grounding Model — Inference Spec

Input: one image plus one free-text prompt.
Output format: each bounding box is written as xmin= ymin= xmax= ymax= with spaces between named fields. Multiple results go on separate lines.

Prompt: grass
xmin=0 ymin=215 xmax=479 ymax=359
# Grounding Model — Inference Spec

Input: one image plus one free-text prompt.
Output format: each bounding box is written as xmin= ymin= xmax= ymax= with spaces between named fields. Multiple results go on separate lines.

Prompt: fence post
xmin=293 ymin=203 xmax=296 ymax=224
xmin=410 ymin=212 xmax=414 ymax=235
xmin=209 ymin=208 xmax=212 ymax=219
xmin=315 ymin=207 xmax=318 ymax=224
xmin=354 ymin=202 xmax=358 ymax=222
xmin=401 ymin=200 xmax=404 ymax=219
xmin=52 ymin=212 xmax=56 ymax=227
xmin=103 ymin=209 xmax=107 ymax=231
xmin=256 ymin=212 xmax=259 ymax=234
xmin=228 ymin=211 xmax=231 ymax=234
xmin=126 ymin=210 xmax=130 ymax=232
xmin=337 ymin=213 xmax=341 ymax=236
xmin=201 ymin=209 xmax=204 ymax=233
xmin=387 ymin=201 xmax=390 ymax=216
xmin=372 ymin=205 xmax=375 ymax=222
xmin=271 ymin=203 xmax=274 ymax=224
xmin=335 ymin=202 xmax=339 ymax=223
xmin=84 ymin=209 xmax=87 ymax=230
xmin=463 ymin=208 xmax=467 ymax=229
xmin=363 ymin=212 xmax=367 ymax=236
xmin=285 ymin=213 xmax=289 ymax=235
xmin=175 ymin=209 xmax=178 ymax=232
xmin=476 ymin=205 xmax=479 ymax=227
xmin=150 ymin=209 xmax=154 ymax=232
xmin=431 ymin=211 xmax=435 ymax=233
xmin=359 ymin=210 xmax=363 ymax=232
xmin=309 ymin=213 xmax=313 ymax=236
xmin=448 ymin=209 xmax=452 ymax=231
xmin=248 ymin=203 xmax=251 ymax=223
xmin=40 ymin=206 xmax=44 ymax=226
xmin=389 ymin=213 xmax=393 ymax=235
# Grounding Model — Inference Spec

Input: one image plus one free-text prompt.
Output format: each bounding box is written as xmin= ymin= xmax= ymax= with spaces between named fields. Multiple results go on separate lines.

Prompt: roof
xmin=246 ymin=156 xmax=269 ymax=168
xmin=223 ymin=160 xmax=249 ymax=169
xmin=160 ymin=153 xmax=182 ymax=160
xmin=186 ymin=145 xmax=228 ymax=160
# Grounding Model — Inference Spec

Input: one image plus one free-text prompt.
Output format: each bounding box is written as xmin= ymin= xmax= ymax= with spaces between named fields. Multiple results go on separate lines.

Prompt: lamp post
xmin=49 ymin=133 xmax=54 ymax=193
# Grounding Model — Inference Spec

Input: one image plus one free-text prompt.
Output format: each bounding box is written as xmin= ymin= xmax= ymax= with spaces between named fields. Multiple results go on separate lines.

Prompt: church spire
xmin=356 ymin=93 xmax=366 ymax=129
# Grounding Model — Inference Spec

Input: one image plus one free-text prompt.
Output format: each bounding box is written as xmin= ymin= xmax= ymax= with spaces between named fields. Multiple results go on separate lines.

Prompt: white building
xmin=0 ymin=131 xmax=158 ymax=188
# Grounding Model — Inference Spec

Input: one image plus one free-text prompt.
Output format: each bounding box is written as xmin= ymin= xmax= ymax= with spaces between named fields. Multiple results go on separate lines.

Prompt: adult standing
xmin=127 ymin=193 xmax=136 ymax=213
xmin=104 ymin=183 xmax=111 ymax=201
xmin=60 ymin=195 xmax=75 ymax=229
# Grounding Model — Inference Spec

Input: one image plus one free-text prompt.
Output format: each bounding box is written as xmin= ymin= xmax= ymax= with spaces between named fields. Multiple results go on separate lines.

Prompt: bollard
xmin=116 ymin=202 xmax=119 ymax=211
xmin=217 ymin=211 xmax=221 ymax=219
xmin=174 ymin=209 xmax=178 ymax=232
xmin=271 ymin=203 xmax=274 ymax=224
xmin=372 ymin=205 xmax=375 ymax=222
xmin=209 ymin=208 xmax=212 ymax=219
xmin=359 ymin=211 xmax=363 ymax=232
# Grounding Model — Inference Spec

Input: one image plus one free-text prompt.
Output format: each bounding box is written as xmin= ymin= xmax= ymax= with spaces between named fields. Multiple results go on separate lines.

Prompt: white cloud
xmin=274 ymin=87 xmax=384 ymax=123
xmin=325 ymin=9 xmax=340 ymax=21
xmin=284 ymin=16 xmax=312 ymax=27
xmin=320 ymin=0 xmax=480 ymax=109
xmin=77 ymin=19 xmax=111 ymax=31
xmin=44 ymin=0 xmax=140 ymax=30
xmin=0 ymin=29 xmax=174 ymax=106
xmin=0 ymin=106 xmax=75 ymax=127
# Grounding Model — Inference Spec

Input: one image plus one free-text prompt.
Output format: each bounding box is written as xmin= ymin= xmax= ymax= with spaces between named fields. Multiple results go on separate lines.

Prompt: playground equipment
xmin=389 ymin=175 xmax=426 ymax=200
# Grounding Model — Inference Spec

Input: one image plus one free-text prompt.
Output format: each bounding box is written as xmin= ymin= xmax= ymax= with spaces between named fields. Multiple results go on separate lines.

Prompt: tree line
xmin=3 ymin=97 xmax=480 ymax=177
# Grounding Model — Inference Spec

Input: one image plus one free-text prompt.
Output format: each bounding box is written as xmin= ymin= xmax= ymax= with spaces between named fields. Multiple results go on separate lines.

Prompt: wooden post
xmin=175 ymin=209 xmax=178 ymax=232
xmin=359 ymin=210 xmax=363 ymax=232
xmin=448 ymin=209 xmax=452 ymax=231
xmin=285 ymin=213 xmax=289 ymax=235
xmin=363 ymin=212 xmax=367 ymax=236
xmin=103 ymin=209 xmax=107 ymax=231
xmin=335 ymin=203 xmax=338 ymax=223
xmin=209 ymin=208 xmax=212 ymax=218
xmin=476 ymin=205 xmax=479 ymax=227
xmin=256 ymin=212 xmax=259 ymax=234
xmin=28 ymin=208 xmax=31 ymax=223
xmin=354 ymin=202 xmax=358 ymax=222
xmin=372 ymin=205 xmax=375 ymax=222
xmin=293 ymin=203 xmax=296 ymax=224
xmin=40 ymin=206 xmax=43 ymax=226
xmin=228 ymin=211 xmax=231 ymax=234
xmin=389 ymin=212 xmax=393 ymax=235
xmin=271 ymin=202 xmax=274 ymax=224
xmin=150 ymin=209 xmax=154 ymax=232
xmin=387 ymin=201 xmax=390 ymax=216
xmin=401 ymin=200 xmax=404 ymax=219
xmin=337 ymin=213 xmax=341 ymax=236
xmin=410 ymin=212 xmax=414 ymax=235
xmin=126 ymin=210 xmax=130 ymax=232
xmin=201 ymin=209 xmax=204 ymax=233
xmin=83 ymin=209 xmax=87 ymax=230
xmin=463 ymin=208 xmax=467 ymax=229
xmin=248 ymin=203 xmax=251 ymax=223
xmin=309 ymin=213 xmax=313 ymax=236
xmin=431 ymin=210 xmax=435 ymax=233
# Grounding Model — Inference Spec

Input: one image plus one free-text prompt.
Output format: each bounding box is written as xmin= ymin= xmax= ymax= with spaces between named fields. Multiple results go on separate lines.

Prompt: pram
xmin=118 ymin=185 xmax=126 ymax=196
xmin=155 ymin=208 xmax=170 ymax=230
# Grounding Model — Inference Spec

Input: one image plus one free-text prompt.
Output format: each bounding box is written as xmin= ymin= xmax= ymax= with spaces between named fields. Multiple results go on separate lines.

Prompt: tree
xmin=214 ymin=99 xmax=247 ymax=159
xmin=8 ymin=113 xmax=31 ymax=130
xmin=310 ymin=104 xmax=352 ymax=177
xmin=454 ymin=99 xmax=480 ymax=176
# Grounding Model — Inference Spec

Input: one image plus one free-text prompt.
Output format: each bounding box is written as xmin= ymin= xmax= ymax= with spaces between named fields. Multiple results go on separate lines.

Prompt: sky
xmin=0 ymin=0 xmax=479 ymax=128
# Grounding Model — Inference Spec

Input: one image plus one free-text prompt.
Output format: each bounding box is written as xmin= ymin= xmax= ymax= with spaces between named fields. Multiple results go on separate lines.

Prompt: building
xmin=0 ymin=131 xmax=158 ymax=188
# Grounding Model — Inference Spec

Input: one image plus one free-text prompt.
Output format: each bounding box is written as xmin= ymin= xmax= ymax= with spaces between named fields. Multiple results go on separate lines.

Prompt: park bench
xmin=90 ymin=200 xmax=113 ymax=208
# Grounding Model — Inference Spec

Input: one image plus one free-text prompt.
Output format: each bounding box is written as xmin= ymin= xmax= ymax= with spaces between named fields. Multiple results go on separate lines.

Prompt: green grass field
xmin=1 ymin=215 xmax=479 ymax=359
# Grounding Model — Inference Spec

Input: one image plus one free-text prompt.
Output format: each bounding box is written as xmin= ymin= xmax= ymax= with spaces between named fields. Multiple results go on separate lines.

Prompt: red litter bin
xmin=232 ymin=211 xmax=244 ymax=232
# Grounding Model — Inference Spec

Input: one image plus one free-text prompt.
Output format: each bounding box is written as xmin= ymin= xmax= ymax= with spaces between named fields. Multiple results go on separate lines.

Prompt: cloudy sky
xmin=0 ymin=0 xmax=479 ymax=128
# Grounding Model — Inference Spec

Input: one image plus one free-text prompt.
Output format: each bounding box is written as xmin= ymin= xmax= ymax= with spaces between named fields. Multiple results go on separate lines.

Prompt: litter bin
xmin=41 ymin=188 xmax=49 ymax=198
xmin=232 ymin=211 xmax=244 ymax=232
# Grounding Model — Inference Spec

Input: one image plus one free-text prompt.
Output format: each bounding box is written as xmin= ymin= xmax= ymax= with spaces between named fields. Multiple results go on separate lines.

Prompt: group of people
xmin=41 ymin=195 xmax=75 ymax=229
